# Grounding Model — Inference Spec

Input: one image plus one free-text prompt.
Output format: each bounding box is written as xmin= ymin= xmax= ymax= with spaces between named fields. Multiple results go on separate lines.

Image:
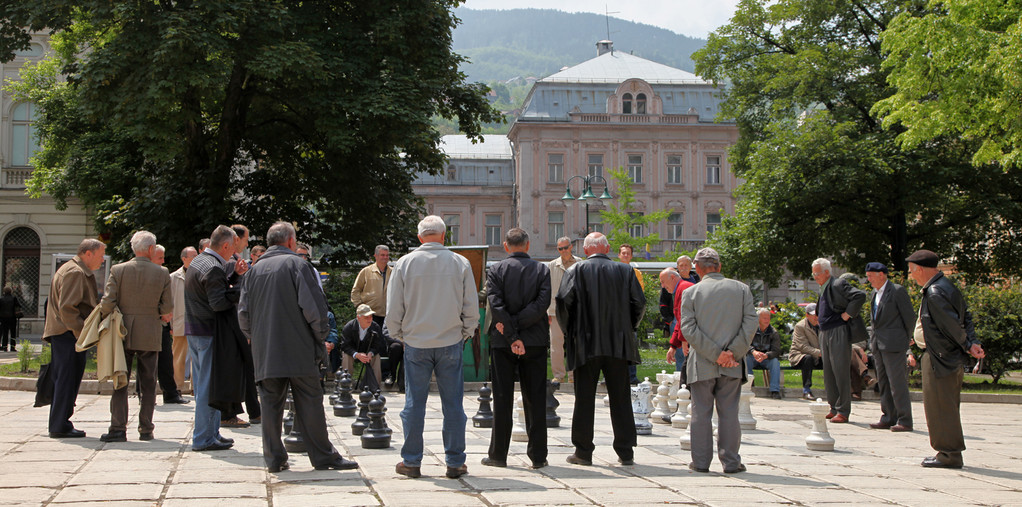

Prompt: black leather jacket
xmin=486 ymin=252 xmax=551 ymax=348
xmin=920 ymin=272 xmax=979 ymax=378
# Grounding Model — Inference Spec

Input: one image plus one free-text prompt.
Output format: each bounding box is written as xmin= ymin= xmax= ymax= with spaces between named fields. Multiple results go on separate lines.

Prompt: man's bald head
xmin=659 ymin=268 xmax=682 ymax=294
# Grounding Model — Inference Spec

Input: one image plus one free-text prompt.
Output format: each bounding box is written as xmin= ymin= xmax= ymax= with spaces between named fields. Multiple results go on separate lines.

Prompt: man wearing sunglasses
xmin=546 ymin=237 xmax=582 ymax=383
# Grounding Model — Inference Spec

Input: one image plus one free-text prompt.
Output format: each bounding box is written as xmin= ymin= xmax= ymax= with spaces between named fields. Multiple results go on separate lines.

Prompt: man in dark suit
xmin=483 ymin=228 xmax=551 ymax=469
xmin=238 ymin=221 xmax=357 ymax=472
xmin=865 ymin=262 xmax=915 ymax=432
xmin=906 ymin=250 xmax=985 ymax=468
xmin=339 ymin=304 xmax=389 ymax=392
xmin=98 ymin=231 xmax=173 ymax=442
xmin=556 ymin=232 xmax=645 ymax=466
xmin=810 ymin=258 xmax=867 ymax=424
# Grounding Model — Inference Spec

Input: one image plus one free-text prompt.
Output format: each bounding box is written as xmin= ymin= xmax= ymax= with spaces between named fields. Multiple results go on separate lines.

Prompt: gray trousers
xmin=922 ymin=353 xmax=966 ymax=465
xmin=875 ymin=348 xmax=912 ymax=427
xmin=689 ymin=376 xmax=742 ymax=470
xmin=258 ymin=375 xmax=342 ymax=469
xmin=820 ymin=324 xmax=852 ymax=416
xmin=110 ymin=349 xmax=158 ymax=434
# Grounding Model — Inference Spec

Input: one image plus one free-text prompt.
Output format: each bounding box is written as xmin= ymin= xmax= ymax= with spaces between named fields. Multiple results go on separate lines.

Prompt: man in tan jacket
xmin=547 ymin=236 xmax=581 ymax=382
xmin=789 ymin=303 xmax=823 ymax=400
xmin=170 ymin=247 xmax=198 ymax=391
xmin=98 ymin=231 xmax=173 ymax=443
xmin=44 ymin=239 xmax=106 ymax=438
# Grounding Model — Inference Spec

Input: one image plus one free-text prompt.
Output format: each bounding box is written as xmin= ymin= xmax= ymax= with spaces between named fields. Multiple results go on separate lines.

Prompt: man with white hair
xmin=388 ymin=215 xmax=478 ymax=479
xmin=677 ymin=255 xmax=700 ymax=284
xmin=98 ymin=231 xmax=173 ymax=442
xmin=810 ymin=258 xmax=867 ymax=424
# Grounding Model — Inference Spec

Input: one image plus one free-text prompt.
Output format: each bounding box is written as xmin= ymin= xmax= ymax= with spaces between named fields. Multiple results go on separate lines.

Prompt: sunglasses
xmin=557 ymin=246 xmax=571 ymax=251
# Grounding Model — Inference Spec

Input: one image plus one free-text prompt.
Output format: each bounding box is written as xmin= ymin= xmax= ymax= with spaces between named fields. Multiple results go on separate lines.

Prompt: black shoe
xmin=268 ymin=461 xmax=290 ymax=473
xmin=49 ymin=428 xmax=86 ymax=439
xmin=446 ymin=464 xmax=468 ymax=478
xmin=688 ymin=462 xmax=709 ymax=473
xmin=217 ymin=436 xmax=234 ymax=444
xmin=100 ymin=431 xmax=127 ymax=442
xmin=724 ymin=464 xmax=747 ymax=474
xmin=193 ymin=441 xmax=233 ymax=451
xmin=163 ymin=396 xmax=190 ymax=404
xmin=566 ymin=454 xmax=592 ymax=466
xmin=314 ymin=457 xmax=359 ymax=470
xmin=922 ymin=456 xmax=962 ymax=469
xmin=531 ymin=460 xmax=548 ymax=469
xmin=618 ymin=457 xmax=635 ymax=466
xmin=250 ymin=416 xmax=261 ymax=424
xmin=481 ymin=457 xmax=507 ymax=468
xmin=139 ymin=432 xmax=154 ymax=441
xmin=770 ymin=391 xmax=782 ymax=399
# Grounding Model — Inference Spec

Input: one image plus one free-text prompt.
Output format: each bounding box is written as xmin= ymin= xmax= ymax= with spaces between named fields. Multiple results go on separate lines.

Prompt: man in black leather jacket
xmin=556 ymin=232 xmax=645 ymax=466
xmin=906 ymin=249 xmax=985 ymax=469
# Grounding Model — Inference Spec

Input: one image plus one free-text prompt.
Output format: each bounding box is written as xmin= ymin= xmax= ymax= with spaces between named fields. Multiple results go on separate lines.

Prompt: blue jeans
xmin=188 ymin=335 xmax=221 ymax=449
xmin=400 ymin=342 xmax=466 ymax=468
xmin=746 ymin=355 xmax=781 ymax=393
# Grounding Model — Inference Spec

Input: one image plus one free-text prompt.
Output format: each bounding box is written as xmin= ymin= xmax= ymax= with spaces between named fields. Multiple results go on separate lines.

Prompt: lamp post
xmin=562 ymin=174 xmax=613 ymax=235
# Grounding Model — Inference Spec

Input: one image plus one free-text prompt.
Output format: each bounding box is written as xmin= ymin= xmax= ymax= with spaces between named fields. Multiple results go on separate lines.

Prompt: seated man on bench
xmin=747 ymin=308 xmax=783 ymax=399
xmin=341 ymin=304 xmax=389 ymax=392
xmin=789 ymin=303 xmax=823 ymax=400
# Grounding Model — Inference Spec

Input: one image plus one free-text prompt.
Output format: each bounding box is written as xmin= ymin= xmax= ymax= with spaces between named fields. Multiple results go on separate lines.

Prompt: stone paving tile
xmin=165 ymin=482 xmax=267 ymax=499
xmin=48 ymin=502 xmax=156 ymax=507
xmin=66 ymin=469 xmax=172 ymax=485
xmin=461 ymin=474 xmax=565 ymax=491
xmin=377 ymin=489 xmax=485 ymax=506
xmin=0 ymin=487 xmax=54 ymax=505
xmin=272 ymin=492 xmax=380 ymax=507
xmin=0 ymin=472 xmax=72 ymax=488
xmin=579 ymin=486 xmax=694 ymax=504
xmin=51 ymin=483 xmax=164 ymax=503
xmin=173 ymin=467 xmax=267 ymax=483
xmin=482 ymin=488 xmax=608 ymax=506
xmin=162 ymin=500 xmax=269 ymax=507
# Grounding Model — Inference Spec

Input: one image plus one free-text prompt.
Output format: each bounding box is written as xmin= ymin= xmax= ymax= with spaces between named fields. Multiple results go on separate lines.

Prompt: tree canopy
xmin=1 ymin=1 xmax=502 ymax=262
xmin=875 ymin=0 xmax=1022 ymax=170
xmin=692 ymin=0 xmax=1022 ymax=284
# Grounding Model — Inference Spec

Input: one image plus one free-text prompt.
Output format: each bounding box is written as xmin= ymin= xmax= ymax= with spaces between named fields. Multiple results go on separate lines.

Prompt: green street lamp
xmin=562 ymin=174 xmax=613 ymax=235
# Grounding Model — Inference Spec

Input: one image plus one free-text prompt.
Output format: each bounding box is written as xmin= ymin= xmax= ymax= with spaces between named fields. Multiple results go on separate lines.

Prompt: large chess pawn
xmin=472 ymin=383 xmax=494 ymax=428
xmin=283 ymin=399 xmax=306 ymax=453
xmin=672 ymin=383 xmax=690 ymax=429
xmin=546 ymin=380 xmax=561 ymax=428
xmin=511 ymin=394 xmax=528 ymax=442
xmin=632 ymin=378 xmax=654 ymax=435
xmin=329 ymin=367 xmax=345 ymax=404
xmin=283 ymin=390 xmax=295 ymax=435
xmin=738 ymin=373 xmax=758 ymax=430
xmin=679 ymin=401 xmax=693 ymax=450
xmin=333 ymin=371 xmax=357 ymax=417
xmin=651 ymin=370 xmax=672 ymax=424
xmin=351 ymin=388 xmax=373 ymax=436
xmin=806 ymin=398 xmax=835 ymax=451
xmin=361 ymin=391 xmax=392 ymax=449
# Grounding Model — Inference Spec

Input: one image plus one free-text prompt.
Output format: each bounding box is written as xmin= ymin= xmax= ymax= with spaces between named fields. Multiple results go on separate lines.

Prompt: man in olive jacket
xmin=239 ymin=222 xmax=357 ymax=473
xmin=811 ymin=258 xmax=867 ymax=423
xmin=556 ymin=232 xmax=644 ymax=466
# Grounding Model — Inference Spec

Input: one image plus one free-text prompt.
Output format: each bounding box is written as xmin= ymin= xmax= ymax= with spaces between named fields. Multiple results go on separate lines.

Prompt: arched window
xmin=2 ymin=227 xmax=41 ymax=317
xmin=622 ymin=93 xmax=633 ymax=114
xmin=11 ymin=103 xmax=40 ymax=167
xmin=635 ymin=93 xmax=647 ymax=114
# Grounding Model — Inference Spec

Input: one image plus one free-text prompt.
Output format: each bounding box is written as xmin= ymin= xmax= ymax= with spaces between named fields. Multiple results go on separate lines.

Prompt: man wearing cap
xmin=679 ymin=247 xmax=757 ymax=474
xmin=789 ymin=304 xmax=823 ymax=400
xmin=865 ymin=262 xmax=915 ymax=432
xmin=810 ymin=258 xmax=868 ymax=423
xmin=905 ymin=249 xmax=985 ymax=468
xmin=340 ymin=304 xmax=389 ymax=392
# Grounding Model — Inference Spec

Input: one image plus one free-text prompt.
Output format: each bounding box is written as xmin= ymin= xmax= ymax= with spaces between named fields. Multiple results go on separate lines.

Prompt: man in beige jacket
xmin=99 ymin=231 xmax=173 ymax=443
xmin=547 ymin=236 xmax=581 ymax=382
xmin=170 ymin=247 xmax=198 ymax=391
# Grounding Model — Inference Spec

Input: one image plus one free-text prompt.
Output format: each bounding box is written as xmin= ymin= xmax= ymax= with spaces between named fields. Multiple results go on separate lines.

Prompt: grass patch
xmin=0 ymin=351 xmax=98 ymax=378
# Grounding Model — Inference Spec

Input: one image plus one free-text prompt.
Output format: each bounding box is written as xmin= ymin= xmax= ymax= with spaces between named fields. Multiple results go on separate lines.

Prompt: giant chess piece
xmin=806 ymin=398 xmax=835 ymax=451
xmin=546 ymin=380 xmax=561 ymax=428
xmin=738 ymin=373 xmax=758 ymax=430
xmin=667 ymin=372 xmax=681 ymax=418
xmin=282 ymin=390 xmax=295 ymax=435
xmin=329 ymin=367 xmax=345 ymax=405
xmin=472 ymin=383 xmax=494 ymax=428
xmin=511 ymin=394 xmax=528 ymax=442
xmin=632 ymin=377 xmax=654 ymax=435
xmin=351 ymin=388 xmax=373 ymax=436
xmin=361 ymin=391 xmax=392 ymax=449
xmin=333 ymin=370 xmax=358 ymax=417
xmin=283 ymin=396 xmax=306 ymax=453
xmin=679 ymin=399 xmax=693 ymax=450
xmin=651 ymin=370 xmax=672 ymax=424
xmin=672 ymin=383 xmax=690 ymax=429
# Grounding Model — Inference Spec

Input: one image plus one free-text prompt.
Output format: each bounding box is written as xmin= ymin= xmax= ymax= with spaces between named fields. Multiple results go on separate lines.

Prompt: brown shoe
xmin=825 ymin=411 xmax=836 ymax=420
xmin=445 ymin=464 xmax=468 ymax=479
xmin=864 ymin=375 xmax=877 ymax=387
xmin=891 ymin=424 xmax=913 ymax=432
xmin=221 ymin=417 xmax=250 ymax=428
xmin=395 ymin=462 xmax=421 ymax=478
xmin=869 ymin=421 xmax=892 ymax=429
xmin=831 ymin=414 xmax=848 ymax=423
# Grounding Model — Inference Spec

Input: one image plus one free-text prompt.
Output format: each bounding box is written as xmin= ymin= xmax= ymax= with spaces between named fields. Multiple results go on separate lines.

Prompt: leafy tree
xmin=964 ymin=284 xmax=1022 ymax=385
xmin=875 ymin=1 xmax=1022 ymax=170
xmin=692 ymin=0 xmax=1022 ymax=284
xmin=601 ymin=168 xmax=671 ymax=257
xmin=1 ymin=1 xmax=502 ymax=263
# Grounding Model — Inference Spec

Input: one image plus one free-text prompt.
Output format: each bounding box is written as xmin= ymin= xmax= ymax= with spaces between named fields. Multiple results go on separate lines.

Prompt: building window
xmin=706 ymin=213 xmax=722 ymax=234
xmin=446 ymin=166 xmax=457 ymax=182
xmin=629 ymin=212 xmax=644 ymax=237
xmin=667 ymin=155 xmax=683 ymax=184
xmin=635 ymin=93 xmax=647 ymax=114
xmin=588 ymin=210 xmax=604 ymax=233
xmin=11 ymin=103 xmax=40 ymax=167
xmin=485 ymin=215 xmax=502 ymax=246
xmin=668 ymin=213 xmax=684 ymax=240
xmin=622 ymin=93 xmax=633 ymax=114
xmin=627 ymin=155 xmax=642 ymax=184
xmin=444 ymin=214 xmax=460 ymax=245
xmin=548 ymin=212 xmax=564 ymax=244
xmin=1 ymin=227 xmax=41 ymax=317
xmin=587 ymin=154 xmax=603 ymax=179
xmin=706 ymin=155 xmax=721 ymax=185
xmin=548 ymin=154 xmax=564 ymax=183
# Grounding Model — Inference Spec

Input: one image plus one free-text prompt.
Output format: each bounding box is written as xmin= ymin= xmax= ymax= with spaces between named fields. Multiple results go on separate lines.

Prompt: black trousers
xmin=488 ymin=346 xmax=547 ymax=464
xmin=385 ymin=339 xmax=403 ymax=380
xmin=157 ymin=325 xmax=180 ymax=399
xmin=572 ymin=356 xmax=635 ymax=461
xmin=793 ymin=355 xmax=824 ymax=389
xmin=258 ymin=375 xmax=342 ymax=469
xmin=0 ymin=317 xmax=16 ymax=349
xmin=47 ymin=332 xmax=87 ymax=433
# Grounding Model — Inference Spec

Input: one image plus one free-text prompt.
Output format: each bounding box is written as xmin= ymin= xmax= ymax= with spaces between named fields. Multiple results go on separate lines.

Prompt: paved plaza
xmin=0 ymin=384 xmax=1020 ymax=506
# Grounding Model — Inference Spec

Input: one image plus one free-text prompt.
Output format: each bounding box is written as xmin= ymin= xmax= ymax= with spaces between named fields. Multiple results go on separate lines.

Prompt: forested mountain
xmin=452 ymin=7 xmax=707 ymax=83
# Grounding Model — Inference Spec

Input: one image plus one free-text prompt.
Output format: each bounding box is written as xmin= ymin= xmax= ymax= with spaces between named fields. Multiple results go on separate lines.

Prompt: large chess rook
xmin=806 ymin=398 xmax=835 ymax=451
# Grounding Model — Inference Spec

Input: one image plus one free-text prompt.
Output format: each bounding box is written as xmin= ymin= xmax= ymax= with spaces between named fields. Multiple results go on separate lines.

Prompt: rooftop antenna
xmin=605 ymin=5 xmax=619 ymax=54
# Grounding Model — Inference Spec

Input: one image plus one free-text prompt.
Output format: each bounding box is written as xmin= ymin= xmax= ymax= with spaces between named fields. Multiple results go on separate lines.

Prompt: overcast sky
xmin=462 ymin=0 xmax=741 ymax=38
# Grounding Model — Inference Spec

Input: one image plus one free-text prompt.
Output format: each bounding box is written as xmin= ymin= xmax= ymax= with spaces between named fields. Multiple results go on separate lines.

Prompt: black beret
xmin=865 ymin=262 xmax=888 ymax=273
xmin=905 ymin=249 xmax=939 ymax=268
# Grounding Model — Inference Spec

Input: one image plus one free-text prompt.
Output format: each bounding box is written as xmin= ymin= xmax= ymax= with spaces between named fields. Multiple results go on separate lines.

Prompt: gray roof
xmin=439 ymin=135 xmax=512 ymax=160
xmin=541 ymin=51 xmax=707 ymax=85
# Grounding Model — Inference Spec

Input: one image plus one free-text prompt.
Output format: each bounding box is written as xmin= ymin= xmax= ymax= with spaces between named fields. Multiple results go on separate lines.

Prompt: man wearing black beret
xmin=865 ymin=262 xmax=915 ymax=432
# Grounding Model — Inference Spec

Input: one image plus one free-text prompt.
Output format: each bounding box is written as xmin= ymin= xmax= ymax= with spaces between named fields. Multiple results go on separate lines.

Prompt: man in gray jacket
xmin=679 ymin=247 xmax=757 ymax=474
xmin=387 ymin=215 xmax=478 ymax=480
xmin=865 ymin=262 xmax=915 ymax=432
xmin=238 ymin=222 xmax=357 ymax=473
